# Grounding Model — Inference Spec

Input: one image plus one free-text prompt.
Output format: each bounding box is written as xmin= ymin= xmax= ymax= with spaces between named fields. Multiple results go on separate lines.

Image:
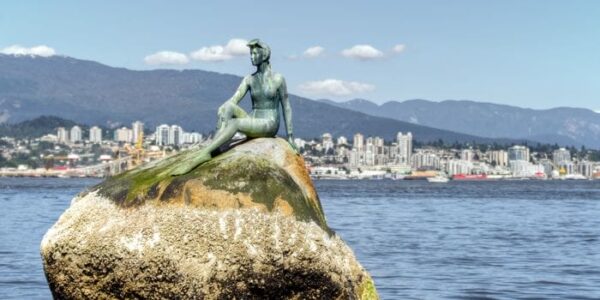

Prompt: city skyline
xmin=1 ymin=1 xmax=599 ymax=110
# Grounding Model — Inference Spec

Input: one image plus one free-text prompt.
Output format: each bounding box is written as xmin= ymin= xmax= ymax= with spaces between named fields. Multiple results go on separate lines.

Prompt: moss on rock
xmin=93 ymin=138 xmax=328 ymax=231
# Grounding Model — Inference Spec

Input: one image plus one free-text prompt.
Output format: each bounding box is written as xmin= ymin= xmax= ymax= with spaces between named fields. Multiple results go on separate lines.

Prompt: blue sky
xmin=1 ymin=1 xmax=599 ymax=110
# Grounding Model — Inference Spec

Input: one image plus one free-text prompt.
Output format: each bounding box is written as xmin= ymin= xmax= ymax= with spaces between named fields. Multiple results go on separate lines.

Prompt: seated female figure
xmin=171 ymin=39 xmax=297 ymax=175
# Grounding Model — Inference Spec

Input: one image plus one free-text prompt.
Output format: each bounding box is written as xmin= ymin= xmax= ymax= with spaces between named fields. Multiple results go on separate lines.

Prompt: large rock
xmin=41 ymin=138 xmax=378 ymax=299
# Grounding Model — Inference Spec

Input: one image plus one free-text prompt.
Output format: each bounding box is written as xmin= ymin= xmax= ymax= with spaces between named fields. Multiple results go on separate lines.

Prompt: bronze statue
xmin=171 ymin=39 xmax=297 ymax=175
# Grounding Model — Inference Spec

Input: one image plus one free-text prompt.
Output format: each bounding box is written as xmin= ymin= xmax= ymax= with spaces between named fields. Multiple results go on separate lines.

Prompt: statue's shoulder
xmin=272 ymin=72 xmax=286 ymax=84
xmin=243 ymin=74 xmax=253 ymax=83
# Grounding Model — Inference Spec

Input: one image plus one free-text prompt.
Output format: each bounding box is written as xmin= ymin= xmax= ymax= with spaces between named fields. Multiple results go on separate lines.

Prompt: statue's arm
xmin=227 ymin=76 xmax=250 ymax=105
xmin=279 ymin=77 xmax=298 ymax=152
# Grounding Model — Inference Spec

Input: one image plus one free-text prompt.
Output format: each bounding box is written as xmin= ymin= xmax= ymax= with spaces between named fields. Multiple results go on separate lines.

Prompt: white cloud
xmin=341 ymin=44 xmax=384 ymax=60
xmin=190 ymin=38 xmax=248 ymax=62
xmin=224 ymin=38 xmax=249 ymax=56
xmin=298 ymin=79 xmax=375 ymax=97
xmin=144 ymin=51 xmax=189 ymax=65
xmin=392 ymin=44 xmax=406 ymax=53
xmin=1 ymin=45 xmax=56 ymax=57
xmin=303 ymin=46 xmax=324 ymax=58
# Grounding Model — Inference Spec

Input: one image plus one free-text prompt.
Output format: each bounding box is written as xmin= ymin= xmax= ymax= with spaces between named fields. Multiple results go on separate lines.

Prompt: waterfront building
xmin=552 ymin=148 xmax=571 ymax=165
xmin=155 ymin=124 xmax=170 ymax=146
xmin=132 ymin=121 xmax=144 ymax=144
xmin=89 ymin=126 xmax=103 ymax=143
xmin=577 ymin=161 xmax=594 ymax=178
xmin=489 ymin=150 xmax=508 ymax=167
xmin=412 ymin=151 xmax=440 ymax=170
xmin=70 ymin=126 xmax=82 ymax=143
xmin=508 ymin=145 xmax=529 ymax=162
xmin=447 ymin=159 xmax=473 ymax=175
xmin=57 ymin=127 xmax=69 ymax=144
xmin=396 ymin=132 xmax=412 ymax=165
xmin=557 ymin=161 xmax=575 ymax=175
xmin=539 ymin=159 xmax=554 ymax=176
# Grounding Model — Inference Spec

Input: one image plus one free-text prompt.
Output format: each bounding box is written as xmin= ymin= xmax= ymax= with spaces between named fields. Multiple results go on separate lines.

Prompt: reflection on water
xmin=1 ymin=178 xmax=600 ymax=299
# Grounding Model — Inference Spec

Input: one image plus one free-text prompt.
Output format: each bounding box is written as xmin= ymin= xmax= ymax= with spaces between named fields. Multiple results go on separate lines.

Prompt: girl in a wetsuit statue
xmin=171 ymin=39 xmax=297 ymax=176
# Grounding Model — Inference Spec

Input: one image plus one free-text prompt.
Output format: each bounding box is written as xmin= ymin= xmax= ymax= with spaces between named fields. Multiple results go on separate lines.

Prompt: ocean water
xmin=1 ymin=178 xmax=600 ymax=299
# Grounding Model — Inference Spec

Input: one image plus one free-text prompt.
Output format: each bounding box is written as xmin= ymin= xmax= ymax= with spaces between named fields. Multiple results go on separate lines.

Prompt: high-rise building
xmin=169 ymin=125 xmax=183 ymax=145
xmin=57 ymin=127 xmax=69 ymax=144
xmin=353 ymin=133 xmax=364 ymax=152
xmin=374 ymin=137 xmax=385 ymax=155
xmin=336 ymin=136 xmax=348 ymax=146
xmin=132 ymin=121 xmax=144 ymax=144
xmin=155 ymin=124 xmax=170 ymax=146
xmin=552 ymin=148 xmax=571 ymax=165
xmin=397 ymin=132 xmax=412 ymax=165
xmin=322 ymin=133 xmax=334 ymax=152
xmin=365 ymin=137 xmax=375 ymax=166
xmin=89 ymin=126 xmax=103 ymax=143
xmin=508 ymin=145 xmax=529 ymax=162
xmin=114 ymin=127 xmax=133 ymax=142
xmin=70 ymin=126 xmax=82 ymax=143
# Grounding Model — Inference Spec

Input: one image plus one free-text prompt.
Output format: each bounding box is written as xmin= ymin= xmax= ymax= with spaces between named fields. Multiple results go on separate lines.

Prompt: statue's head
xmin=247 ymin=39 xmax=271 ymax=66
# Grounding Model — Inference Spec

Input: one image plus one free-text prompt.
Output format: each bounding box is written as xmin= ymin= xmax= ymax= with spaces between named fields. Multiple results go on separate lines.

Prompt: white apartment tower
xmin=353 ymin=133 xmax=364 ymax=152
xmin=70 ymin=126 xmax=82 ymax=143
xmin=155 ymin=124 xmax=170 ymax=146
xmin=57 ymin=127 xmax=69 ymax=144
xmin=169 ymin=125 xmax=183 ymax=145
xmin=552 ymin=148 xmax=571 ymax=165
xmin=397 ymin=132 xmax=413 ymax=165
xmin=132 ymin=121 xmax=144 ymax=144
xmin=114 ymin=127 xmax=133 ymax=142
xmin=89 ymin=126 xmax=103 ymax=143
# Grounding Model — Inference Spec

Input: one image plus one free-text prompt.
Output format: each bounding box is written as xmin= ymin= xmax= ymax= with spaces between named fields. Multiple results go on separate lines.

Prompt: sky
xmin=1 ymin=1 xmax=599 ymax=110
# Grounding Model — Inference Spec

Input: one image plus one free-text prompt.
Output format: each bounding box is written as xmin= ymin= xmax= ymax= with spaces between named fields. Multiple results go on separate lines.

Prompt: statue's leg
xmin=216 ymin=102 xmax=248 ymax=135
xmin=171 ymin=103 xmax=248 ymax=176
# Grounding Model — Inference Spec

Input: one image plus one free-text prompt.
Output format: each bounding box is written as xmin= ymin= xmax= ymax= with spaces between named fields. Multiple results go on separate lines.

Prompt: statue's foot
xmin=170 ymin=152 xmax=212 ymax=176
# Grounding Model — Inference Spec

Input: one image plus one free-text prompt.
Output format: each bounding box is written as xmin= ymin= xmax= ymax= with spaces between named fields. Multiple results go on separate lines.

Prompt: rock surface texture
xmin=41 ymin=138 xmax=378 ymax=299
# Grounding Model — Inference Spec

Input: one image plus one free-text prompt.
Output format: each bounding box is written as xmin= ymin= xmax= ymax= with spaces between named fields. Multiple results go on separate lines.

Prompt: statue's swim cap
xmin=247 ymin=39 xmax=271 ymax=61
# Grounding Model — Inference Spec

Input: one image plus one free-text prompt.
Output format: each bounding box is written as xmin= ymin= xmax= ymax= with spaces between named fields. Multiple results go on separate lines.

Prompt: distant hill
xmin=0 ymin=115 xmax=78 ymax=139
xmin=321 ymin=99 xmax=600 ymax=148
xmin=0 ymin=54 xmax=529 ymax=145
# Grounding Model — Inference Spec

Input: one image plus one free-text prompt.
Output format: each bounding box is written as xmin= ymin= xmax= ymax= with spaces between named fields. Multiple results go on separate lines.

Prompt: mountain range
xmin=321 ymin=99 xmax=600 ymax=148
xmin=0 ymin=54 xmax=524 ymax=145
xmin=1 ymin=54 xmax=593 ymax=148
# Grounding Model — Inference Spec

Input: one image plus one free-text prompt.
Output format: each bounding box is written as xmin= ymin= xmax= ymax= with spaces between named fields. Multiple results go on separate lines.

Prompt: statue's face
xmin=250 ymin=47 xmax=264 ymax=66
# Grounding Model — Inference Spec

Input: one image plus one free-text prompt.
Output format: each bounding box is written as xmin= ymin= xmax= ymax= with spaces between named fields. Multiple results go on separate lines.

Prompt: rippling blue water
xmin=1 ymin=178 xmax=600 ymax=299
